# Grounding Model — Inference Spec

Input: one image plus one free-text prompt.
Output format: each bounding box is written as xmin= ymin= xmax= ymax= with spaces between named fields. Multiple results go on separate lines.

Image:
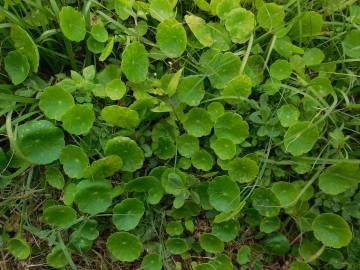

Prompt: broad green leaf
xmin=104 ymin=136 xmax=144 ymax=172
xmin=87 ymin=36 xmax=105 ymax=53
xmin=7 ymin=238 xmax=30 ymax=260
xmin=216 ymin=0 xmax=240 ymax=19
xmin=342 ymin=30 xmax=360 ymax=58
xmin=318 ymin=163 xmax=360 ymax=195
xmin=303 ymin=48 xmax=325 ymax=66
xmin=252 ymin=188 xmax=280 ymax=217
xmin=45 ymin=167 xmax=65 ymax=189
xmin=208 ymin=176 xmax=240 ymax=212
xmin=10 ymin=25 xmax=39 ymax=72
xmin=43 ymin=205 xmax=77 ymax=228
xmin=176 ymin=75 xmax=205 ymax=106
xmin=210 ymin=254 xmax=233 ymax=270
xmin=212 ymin=220 xmax=239 ymax=242
xmin=17 ymin=120 xmax=65 ymax=165
xmin=115 ymin=0 xmax=134 ymax=20
xmin=74 ymin=180 xmax=113 ymax=215
xmin=200 ymin=50 xmax=241 ymax=89
xmin=166 ymin=221 xmax=184 ymax=236
xmin=207 ymin=102 xmax=225 ymax=121
xmin=289 ymin=262 xmax=313 ymax=270
xmin=59 ymin=6 xmax=86 ymax=42
xmin=236 ymin=245 xmax=251 ymax=265
xmin=60 ymin=145 xmax=88 ymax=179
xmin=210 ymin=137 xmax=236 ymax=160
xmin=152 ymin=136 xmax=176 ymax=159
xmin=260 ymin=216 xmax=281 ymax=233
xmin=85 ymin=155 xmax=123 ymax=179
xmin=182 ymin=108 xmax=213 ymax=137
xmin=46 ymin=245 xmax=68 ymax=268
xmin=177 ymin=134 xmax=199 ymax=158
xmin=161 ymin=169 xmax=187 ymax=195
xmin=191 ymin=149 xmax=214 ymax=171
xmin=269 ymin=59 xmax=292 ymax=80
xmin=141 ymin=253 xmax=163 ymax=270
xmin=122 ymin=42 xmax=149 ymax=83
xmin=208 ymin=22 xmax=231 ymax=51
xmin=105 ymin=79 xmax=126 ymax=100
xmin=227 ymin=157 xmax=259 ymax=183
xmin=39 ymin=86 xmax=75 ymax=120
xmin=289 ymin=11 xmax=323 ymax=38
xmin=222 ymin=74 xmax=252 ymax=104
xmin=166 ymin=238 xmax=189 ymax=254
xmin=312 ymin=213 xmax=352 ymax=248
xmin=112 ymin=198 xmax=145 ymax=231
xmin=284 ymin=121 xmax=319 ymax=156
xmin=156 ymin=19 xmax=187 ymax=58
xmin=101 ymin=105 xmax=140 ymax=129
xmin=214 ymin=112 xmax=249 ymax=144
xmin=99 ymin=37 xmax=114 ymax=62
xmin=62 ymin=104 xmax=95 ymax=135
xmin=224 ymin=7 xmax=255 ymax=44
xmin=106 ymin=232 xmax=143 ymax=262
xmin=4 ymin=50 xmax=29 ymax=85
xmin=149 ymin=0 xmax=176 ymax=21
xmin=199 ymin=233 xmax=224 ymax=254
xmin=271 ymin=181 xmax=299 ymax=207
xmin=257 ymin=3 xmax=285 ymax=32
xmin=185 ymin=14 xmax=213 ymax=47
xmin=265 ymin=233 xmax=290 ymax=255
xmin=195 ymin=263 xmax=216 ymax=270
xmin=277 ymin=104 xmax=300 ymax=127
xmin=91 ymin=22 xmax=108 ymax=43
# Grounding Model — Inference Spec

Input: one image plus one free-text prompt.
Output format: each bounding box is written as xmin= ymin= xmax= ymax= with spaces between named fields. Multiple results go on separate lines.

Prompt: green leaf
xmin=265 ymin=233 xmax=290 ymax=255
xmin=112 ymin=198 xmax=145 ymax=231
xmin=152 ymin=136 xmax=176 ymax=159
xmin=185 ymin=14 xmax=213 ymax=47
xmin=318 ymin=163 xmax=360 ymax=195
xmin=166 ymin=238 xmax=189 ymax=254
xmin=271 ymin=181 xmax=299 ymax=207
xmin=115 ymin=0 xmax=134 ymax=20
xmin=195 ymin=263 xmax=216 ymax=270
xmin=191 ymin=149 xmax=214 ymax=171
xmin=141 ymin=253 xmax=163 ymax=270
xmin=199 ymin=233 xmax=224 ymax=254
xmin=212 ymin=220 xmax=239 ymax=242
xmin=121 ymin=42 xmax=149 ymax=83
xmin=39 ymin=86 xmax=75 ymax=121
xmin=284 ymin=121 xmax=319 ymax=156
xmin=166 ymin=221 xmax=184 ymax=236
xmin=208 ymin=22 xmax=231 ymax=51
xmin=257 ymin=3 xmax=285 ymax=32
xmin=210 ymin=137 xmax=236 ymax=160
xmin=227 ymin=157 xmax=259 ymax=183
xmin=4 ymin=50 xmax=30 ymax=85
xmin=222 ymin=74 xmax=252 ymax=104
xmin=106 ymin=232 xmax=143 ymax=262
xmin=60 ymin=145 xmax=89 ymax=179
xmin=101 ymin=105 xmax=140 ymax=129
xmin=74 ymin=180 xmax=113 ymax=215
xmin=182 ymin=108 xmax=213 ymax=137
xmin=156 ymin=19 xmax=187 ymax=58
xmin=45 ymin=167 xmax=65 ymax=189
xmin=208 ymin=176 xmax=240 ymax=213
xmin=252 ymin=188 xmax=280 ymax=217
xmin=105 ymin=79 xmax=127 ymax=100
xmin=224 ymin=7 xmax=255 ymax=44
xmin=91 ymin=22 xmax=108 ymax=43
xmin=289 ymin=262 xmax=313 ymax=270
xmin=7 ymin=238 xmax=30 ymax=260
xmin=43 ymin=205 xmax=77 ymax=228
xmin=59 ymin=6 xmax=86 ymax=42
xmin=214 ymin=112 xmax=249 ymax=144
xmin=17 ymin=120 xmax=65 ymax=165
xmin=177 ymin=134 xmax=200 ymax=158
xmin=269 ymin=59 xmax=292 ymax=80
xmin=104 ymin=136 xmax=144 ymax=172
xmin=207 ymin=102 xmax=225 ymax=121
xmin=200 ymin=50 xmax=242 ymax=89
xmin=260 ymin=216 xmax=281 ymax=233
xmin=10 ymin=25 xmax=39 ymax=72
xmin=236 ymin=245 xmax=251 ymax=265
xmin=303 ymin=48 xmax=325 ymax=66
xmin=289 ymin=11 xmax=323 ymax=38
xmin=161 ymin=169 xmax=187 ymax=195
xmin=85 ymin=155 xmax=123 ymax=179
xmin=62 ymin=104 xmax=95 ymax=135
xmin=149 ymin=0 xmax=176 ymax=21
xmin=46 ymin=245 xmax=68 ymax=268
xmin=99 ymin=37 xmax=114 ymax=61
xmin=312 ymin=213 xmax=352 ymax=248
xmin=277 ymin=104 xmax=300 ymax=127
xmin=216 ymin=0 xmax=240 ymax=19
xmin=342 ymin=30 xmax=360 ymax=58
xmin=176 ymin=75 xmax=205 ymax=106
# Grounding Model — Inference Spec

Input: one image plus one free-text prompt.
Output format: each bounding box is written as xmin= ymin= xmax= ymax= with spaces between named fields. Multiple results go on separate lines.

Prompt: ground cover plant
xmin=0 ymin=0 xmax=360 ymax=269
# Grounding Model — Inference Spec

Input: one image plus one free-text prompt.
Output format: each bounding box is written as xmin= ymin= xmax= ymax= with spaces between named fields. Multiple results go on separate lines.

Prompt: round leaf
xmin=122 ymin=42 xmax=149 ymax=83
xmin=141 ymin=253 xmax=163 ymax=270
xmin=62 ymin=104 xmax=95 ymax=135
xmin=166 ymin=238 xmax=189 ymax=254
xmin=225 ymin=7 xmax=255 ymax=44
xmin=212 ymin=220 xmax=239 ymax=242
xmin=112 ymin=198 xmax=145 ymax=231
xmin=176 ymin=75 xmax=205 ymax=106
xmin=208 ymin=176 xmax=240 ymax=213
xmin=191 ymin=149 xmax=214 ymax=171
xmin=7 ymin=238 xmax=30 ymax=260
xmin=214 ymin=112 xmax=249 ymax=144
xmin=156 ymin=19 xmax=187 ymax=57
xmin=182 ymin=108 xmax=213 ymax=137
xmin=85 ymin=155 xmax=123 ymax=179
xmin=269 ymin=59 xmax=292 ymax=80
xmin=45 ymin=167 xmax=65 ymax=190
xmin=277 ymin=104 xmax=300 ymax=127
xmin=177 ymin=134 xmax=199 ymax=158
xmin=185 ymin=14 xmax=213 ymax=47
xmin=257 ymin=3 xmax=285 ymax=32
xmin=106 ymin=232 xmax=143 ymax=262
xmin=199 ymin=233 xmax=224 ymax=254
xmin=289 ymin=262 xmax=313 ymax=270
xmin=252 ymin=188 xmax=280 ymax=217
xmin=60 ymin=145 xmax=89 ymax=179
xmin=227 ymin=157 xmax=259 ymax=183
xmin=59 ymin=6 xmax=86 ymax=42
xmin=43 ymin=205 xmax=77 ymax=228
xmin=210 ymin=137 xmax=236 ymax=160
xmin=222 ymin=74 xmax=252 ymax=104
xmin=343 ymin=30 xmax=360 ymax=58
xmin=4 ymin=50 xmax=29 ymax=85
xmin=105 ymin=79 xmax=126 ymax=100
xmin=101 ymin=105 xmax=140 ymax=129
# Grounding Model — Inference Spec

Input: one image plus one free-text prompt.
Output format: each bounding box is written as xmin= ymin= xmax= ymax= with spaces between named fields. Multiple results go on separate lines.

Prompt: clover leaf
xmin=17 ymin=120 xmax=65 ymax=165
xmin=156 ymin=19 xmax=187 ymax=57
xmin=318 ymin=163 xmax=360 ymax=195
xmin=106 ymin=232 xmax=143 ymax=262
xmin=112 ymin=198 xmax=145 ymax=231
xmin=59 ymin=6 xmax=86 ymax=42
xmin=312 ymin=213 xmax=352 ymax=248
xmin=62 ymin=104 xmax=95 ymax=135
xmin=43 ymin=205 xmax=77 ymax=228
xmin=208 ymin=176 xmax=240 ymax=213
xmin=39 ymin=86 xmax=75 ymax=120
xmin=121 ymin=42 xmax=149 ymax=83
xmin=214 ymin=112 xmax=249 ymax=144
xmin=60 ymin=145 xmax=89 ymax=179
xmin=104 ymin=136 xmax=144 ymax=172
xmin=101 ymin=105 xmax=140 ymax=129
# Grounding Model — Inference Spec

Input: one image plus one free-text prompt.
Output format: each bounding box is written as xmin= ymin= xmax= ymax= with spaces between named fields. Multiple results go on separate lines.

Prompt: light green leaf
xmin=122 ymin=42 xmax=149 ymax=83
xmin=101 ymin=105 xmax=140 ymax=129
xmin=62 ymin=104 xmax=95 ymax=135
xmin=59 ymin=6 xmax=86 ymax=42
xmin=225 ymin=7 xmax=255 ymax=44
xmin=5 ymin=50 xmax=30 ymax=85
xmin=185 ymin=14 xmax=213 ymax=47
xmin=106 ymin=232 xmax=143 ymax=262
